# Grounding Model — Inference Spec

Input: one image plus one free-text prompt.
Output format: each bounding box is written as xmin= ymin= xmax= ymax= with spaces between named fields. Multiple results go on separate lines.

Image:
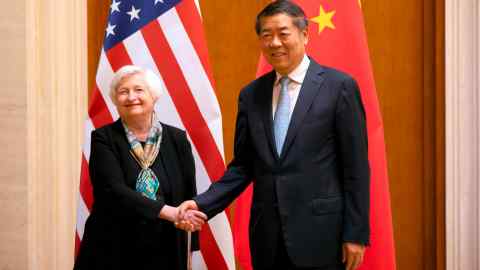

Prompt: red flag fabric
xmin=75 ymin=1 xmax=235 ymax=269
xmin=233 ymin=1 xmax=396 ymax=270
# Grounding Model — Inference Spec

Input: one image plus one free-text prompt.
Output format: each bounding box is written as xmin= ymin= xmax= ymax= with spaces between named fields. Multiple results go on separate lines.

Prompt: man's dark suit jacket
xmin=195 ymin=59 xmax=370 ymax=269
xmin=74 ymin=120 xmax=198 ymax=270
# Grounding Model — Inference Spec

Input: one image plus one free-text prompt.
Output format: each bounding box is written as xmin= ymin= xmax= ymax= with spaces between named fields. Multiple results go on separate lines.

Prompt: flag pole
xmin=187 ymin=231 xmax=192 ymax=270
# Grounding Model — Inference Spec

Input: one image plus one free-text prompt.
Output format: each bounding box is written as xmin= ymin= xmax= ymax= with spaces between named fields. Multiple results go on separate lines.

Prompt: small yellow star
xmin=310 ymin=5 xmax=336 ymax=34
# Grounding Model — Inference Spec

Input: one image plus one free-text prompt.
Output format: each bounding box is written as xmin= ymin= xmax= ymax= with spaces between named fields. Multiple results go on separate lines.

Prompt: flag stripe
xmin=232 ymin=184 xmax=253 ymax=270
xmin=79 ymin=156 xmax=94 ymax=210
xmin=199 ymin=225 xmax=230 ymax=270
xmin=157 ymin=9 xmax=225 ymax=160
xmin=88 ymin=87 xmax=114 ymax=127
xmin=192 ymin=251 xmax=208 ymax=269
xmin=82 ymin=118 xmax=94 ymax=161
xmin=190 ymin=145 xmax=217 ymax=193
xmin=75 ymin=233 xmax=81 ymax=258
xmin=208 ymin=212 xmax=236 ymax=269
xmin=141 ymin=19 xmax=226 ymax=181
xmin=95 ymin=50 xmax=119 ymax=120
xmin=175 ymin=0 xmax=217 ymax=92
xmin=106 ymin=43 xmax=133 ymax=72
xmin=76 ymin=193 xmax=90 ymax=239
xmin=189 ymin=144 xmax=235 ymax=267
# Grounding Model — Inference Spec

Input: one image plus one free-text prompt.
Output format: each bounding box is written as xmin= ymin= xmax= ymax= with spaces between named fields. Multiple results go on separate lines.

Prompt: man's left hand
xmin=342 ymin=242 xmax=365 ymax=270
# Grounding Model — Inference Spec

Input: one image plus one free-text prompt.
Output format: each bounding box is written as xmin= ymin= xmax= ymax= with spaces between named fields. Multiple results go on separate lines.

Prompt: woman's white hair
xmin=109 ymin=65 xmax=163 ymax=103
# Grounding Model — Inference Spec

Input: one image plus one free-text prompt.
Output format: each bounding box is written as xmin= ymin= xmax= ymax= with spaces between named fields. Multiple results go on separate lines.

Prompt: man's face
xmin=258 ymin=13 xmax=308 ymax=75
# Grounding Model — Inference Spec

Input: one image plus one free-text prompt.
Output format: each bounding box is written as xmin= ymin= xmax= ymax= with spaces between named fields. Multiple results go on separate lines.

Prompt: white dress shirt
xmin=272 ymin=54 xmax=311 ymax=119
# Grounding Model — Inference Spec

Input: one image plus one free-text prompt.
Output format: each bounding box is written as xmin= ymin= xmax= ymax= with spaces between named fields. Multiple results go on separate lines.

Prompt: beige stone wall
xmin=26 ymin=0 xmax=87 ymax=268
xmin=0 ymin=1 xmax=87 ymax=270
xmin=0 ymin=1 xmax=27 ymax=269
xmin=446 ymin=0 xmax=480 ymax=269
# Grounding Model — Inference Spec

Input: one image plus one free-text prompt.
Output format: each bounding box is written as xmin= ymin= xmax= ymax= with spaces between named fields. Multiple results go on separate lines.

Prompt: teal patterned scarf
xmin=122 ymin=114 xmax=163 ymax=200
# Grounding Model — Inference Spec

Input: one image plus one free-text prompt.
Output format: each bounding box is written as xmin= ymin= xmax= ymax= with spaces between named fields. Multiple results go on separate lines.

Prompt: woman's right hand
xmin=159 ymin=205 xmax=180 ymax=223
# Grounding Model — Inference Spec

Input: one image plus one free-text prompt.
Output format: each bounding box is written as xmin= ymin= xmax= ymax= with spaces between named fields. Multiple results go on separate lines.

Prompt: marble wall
xmin=0 ymin=1 xmax=27 ymax=269
xmin=446 ymin=0 xmax=480 ymax=269
xmin=0 ymin=1 xmax=87 ymax=269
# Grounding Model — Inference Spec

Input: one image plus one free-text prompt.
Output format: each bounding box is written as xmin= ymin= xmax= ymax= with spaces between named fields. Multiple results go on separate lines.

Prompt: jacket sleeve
xmin=89 ymin=129 xmax=165 ymax=220
xmin=335 ymin=76 xmax=371 ymax=245
xmin=194 ymin=89 xmax=254 ymax=219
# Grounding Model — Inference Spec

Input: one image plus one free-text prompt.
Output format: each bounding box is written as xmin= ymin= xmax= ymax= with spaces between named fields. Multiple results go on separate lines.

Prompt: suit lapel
xmin=257 ymin=71 xmax=279 ymax=160
xmin=155 ymin=125 xmax=184 ymax=203
xmin=279 ymin=61 xmax=325 ymax=160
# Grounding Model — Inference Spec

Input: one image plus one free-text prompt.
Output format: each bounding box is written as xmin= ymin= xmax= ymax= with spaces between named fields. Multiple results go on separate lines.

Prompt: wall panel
xmin=0 ymin=1 xmax=27 ymax=269
xmin=26 ymin=1 xmax=87 ymax=269
xmin=363 ymin=0 xmax=444 ymax=268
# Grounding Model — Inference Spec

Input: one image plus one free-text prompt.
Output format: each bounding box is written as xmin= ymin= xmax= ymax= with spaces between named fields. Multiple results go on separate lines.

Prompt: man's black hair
xmin=255 ymin=0 xmax=309 ymax=35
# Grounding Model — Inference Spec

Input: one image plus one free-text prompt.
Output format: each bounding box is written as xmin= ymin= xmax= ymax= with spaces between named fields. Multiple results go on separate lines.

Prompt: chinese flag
xmin=232 ymin=1 xmax=396 ymax=270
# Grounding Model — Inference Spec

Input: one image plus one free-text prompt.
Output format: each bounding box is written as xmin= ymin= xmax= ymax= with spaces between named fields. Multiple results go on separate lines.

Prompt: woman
xmin=74 ymin=65 xmax=205 ymax=270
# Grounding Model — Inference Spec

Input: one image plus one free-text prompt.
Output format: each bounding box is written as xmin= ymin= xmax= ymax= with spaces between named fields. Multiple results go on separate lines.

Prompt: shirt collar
xmin=275 ymin=54 xmax=310 ymax=85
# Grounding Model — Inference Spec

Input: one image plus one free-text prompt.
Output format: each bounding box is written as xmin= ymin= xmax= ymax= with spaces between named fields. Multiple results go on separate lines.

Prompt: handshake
xmin=162 ymin=200 xmax=207 ymax=232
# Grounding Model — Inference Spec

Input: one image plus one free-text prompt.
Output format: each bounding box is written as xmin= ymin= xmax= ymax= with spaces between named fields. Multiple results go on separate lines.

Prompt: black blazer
xmin=195 ymin=59 xmax=370 ymax=269
xmin=74 ymin=120 xmax=198 ymax=270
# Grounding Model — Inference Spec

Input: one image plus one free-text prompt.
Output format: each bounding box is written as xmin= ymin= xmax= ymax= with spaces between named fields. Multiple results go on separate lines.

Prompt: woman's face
xmin=114 ymin=73 xmax=156 ymax=119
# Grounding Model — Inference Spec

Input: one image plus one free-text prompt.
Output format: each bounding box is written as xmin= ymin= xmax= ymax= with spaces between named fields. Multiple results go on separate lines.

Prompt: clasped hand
xmin=174 ymin=200 xmax=206 ymax=232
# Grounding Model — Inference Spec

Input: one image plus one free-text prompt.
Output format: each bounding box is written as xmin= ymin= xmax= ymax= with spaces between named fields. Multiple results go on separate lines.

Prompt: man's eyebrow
xmin=261 ymin=26 xmax=290 ymax=33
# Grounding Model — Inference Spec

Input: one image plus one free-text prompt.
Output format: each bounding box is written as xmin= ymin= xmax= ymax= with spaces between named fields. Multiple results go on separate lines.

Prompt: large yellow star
xmin=310 ymin=5 xmax=336 ymax=34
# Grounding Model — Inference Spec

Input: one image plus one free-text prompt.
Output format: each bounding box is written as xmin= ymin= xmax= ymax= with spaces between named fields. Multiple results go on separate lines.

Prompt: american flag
xmin=75 ymin=1 xmax=235 ymax=269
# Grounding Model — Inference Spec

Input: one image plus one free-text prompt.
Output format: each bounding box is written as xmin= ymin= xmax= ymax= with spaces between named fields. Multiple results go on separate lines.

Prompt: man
xmin=179 ymin=1 xmax=370 ymax=269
